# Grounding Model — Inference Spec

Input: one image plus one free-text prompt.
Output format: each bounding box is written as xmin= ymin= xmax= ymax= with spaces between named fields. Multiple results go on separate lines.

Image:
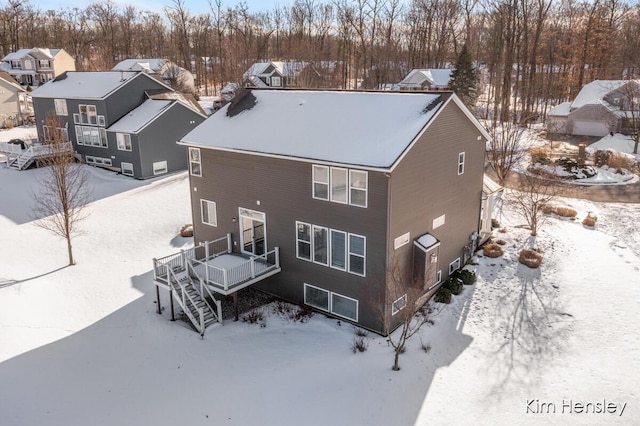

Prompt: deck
xmin=153 ymin=234 xmax=281 ymax=296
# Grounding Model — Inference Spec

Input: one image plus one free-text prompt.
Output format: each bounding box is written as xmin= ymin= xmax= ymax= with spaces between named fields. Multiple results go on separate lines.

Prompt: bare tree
xmin=486 ymin=120 xmax=528 ymax=184
xmin=32 ymin=113 xmax=91 ymax=266
xmin=507 ymin=173 xmax=560 ymax=236
xmin=372 ymin=257 xmax=432 ymax=371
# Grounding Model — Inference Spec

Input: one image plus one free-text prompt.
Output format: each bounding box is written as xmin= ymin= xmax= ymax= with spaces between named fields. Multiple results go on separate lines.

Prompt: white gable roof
xmin=399 ymin=69 xmax=453 ymax=88
xmin=107 ymin=99 xmax=174 ymax=134
xmin=571 ymin=80 xmax=628 ymax=110
xmin=2 ymin=49 xmax=34 ymax=61
xmin=113 ymin=58 xmax=168 ymax=73
xmin=31 ymin=71 xmax=166 ymax=99
xmin=180 ymin=90 xmax=474 ymax=169
xmin=547 ymin=101 xmax=571 ymax=117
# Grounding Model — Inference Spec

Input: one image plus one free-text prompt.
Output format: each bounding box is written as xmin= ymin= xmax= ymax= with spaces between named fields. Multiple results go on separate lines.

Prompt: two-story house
xmin=0 ymin=71 xmax=27 ymax=127
xmin=547 ymin=79 xmax=640 ymax=137
xmin=30 ymin=71 xmax=206 ymax=178
xmin=113 ymin=58 xmax=195 ymax=94
xmin=0 ymin=48 xmax=75 ymax=87
xmin=152 ymin=89 xmax=490 ymax=335
xmin=398 ymin=69 xmax=453 ymax=91
xmin=242 ymin=61 xmax=320 ymax=88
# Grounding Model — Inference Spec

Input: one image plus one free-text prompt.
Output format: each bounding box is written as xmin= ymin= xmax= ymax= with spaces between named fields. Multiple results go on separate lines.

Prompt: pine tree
xmin=449 ymin=44 xmax=479 ymax=109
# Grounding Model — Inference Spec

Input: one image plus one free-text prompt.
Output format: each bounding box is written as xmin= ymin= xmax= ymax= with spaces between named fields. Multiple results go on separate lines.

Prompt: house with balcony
xmin=152 ymin=88 xmax=490 ymax=336
xmin=28 ymin=71 xmax=206 ymax=177
xmin=1 ymin=48 xmax=75 ymax=88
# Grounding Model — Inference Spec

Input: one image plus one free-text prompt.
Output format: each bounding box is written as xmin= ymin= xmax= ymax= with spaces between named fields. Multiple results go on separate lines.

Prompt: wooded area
xmin=1 ymin=0 xmax=638 ymax=122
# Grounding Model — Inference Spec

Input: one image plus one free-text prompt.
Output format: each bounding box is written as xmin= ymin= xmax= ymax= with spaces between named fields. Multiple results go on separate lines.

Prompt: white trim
xmin=85 ymin=155 xmax=112 ymax=166
xmin=116 ymin=133 xmax=132 ymax=151
xmin=121 ymin=162 xmax=134 ymax=176
xmin=54 ymin=98 xmax=67 ymax=116
xmin=392 ymin=294 xmax=407 ymax=315
xmin=349 ymin=169 xmax=368 ymax=208
xmin=295 ymin=221 xmax=312 ymax=261
xmin=449 ymin=258 xmax=461 ymax=274
xmin=394 ymin=232 xmax=410 ymax=249
xmin=200 ymin=199 xmax=217 ymax=227
xmin=458 ymin=152 xmax=465 ymax=175
xmin=238 ymin=207 xmax=267 ymax=256
xmin=330 ymin=167 xmax=348 ymax=204
xmin=428 ymin=270 xmax=442 ymax=290
xmin=348 ymin=233 xmax=366 ymax=277
xmin=329 ymin=229 xmax=347 ymax=271
xmin=153 ymin=160 xmax=168 ymax=175
xmin=303 ymin=283 xmax=330 ymax=311
xmin=312 ymin=225 xmax=329 ymax=266
xmin=330 ymin=292 xmax=359 ymax=322
xmin=189 ymin=147 xmax=202 ymax=177
xmin=312 ymin=165 xmax=329 ymax=200
xmin=432 ymin=214 xmax=446 ymax=229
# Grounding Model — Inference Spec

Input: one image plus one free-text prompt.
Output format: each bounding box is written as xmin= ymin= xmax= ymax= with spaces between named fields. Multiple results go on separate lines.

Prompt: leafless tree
xmin=372 ymin=256 xmax=432 ymax=371
xmin=507 ymin=173 xmax=560 ymax=236
xmin=486 ymin=120 xmax=529 ymax=184
xmin=32 ymin=113 xmax=91 ymax=266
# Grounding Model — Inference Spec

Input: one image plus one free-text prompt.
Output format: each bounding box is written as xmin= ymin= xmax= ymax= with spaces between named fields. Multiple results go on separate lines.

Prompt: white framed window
xmin=349 ymin=170 xmax=367 ymax=207
xmin=86 ymin=156 xmax=111 ymax=166
xmin=79 ymin=104 xmax=97 ymax=125
xmin=75 ymin=126 xmax=83 ymax=144
xmin=312 ymin=165 xmax=329 ymax=200
xmin=271 ymin=76 xmax=282 ymax=87
xmin=433 ymin=214 xmax=446 ymax=229
xmin=153 ymin=161 xmax=167 ymax=175
xmin=458 ymin=152 xmax=465 ymax=175
xmin=296 ymin=222 xmax=312 ymax=261
xmin=331 ymin=293 xmax=358 ymax=321
xmin=100 ymin=129 xmax=107 ymax=147
xmin=98 ymin=115 xmax=106 ymax=127
xmin=312 ymin=225 xmax=329 ymax=265
xmin=189 ymin=147 xmax=201 ymax=177
xmin=392 ymin=294 xmax=407 ymax=315
xmin=304 ymin=284 xmax=329 ymax=311
xmin=117 ymin=133 xmax=132 ymax=151
xmin=449 ymin=258 xmax=461 ymax=274
xmin=348 ymin=234 xmax=366 ymax=276
xmin=73 ymin=113 xmax=80 ymax=124
xmin=330 ymin=229 xmax=347 ymax=270
xmin=330 ymin=167 xmax=348 ymax=203
xmin=201 ymin=199 xmax=217 ymax=226
xmin=394 ymin=232 xmax=410 ymax=249
xmin=54 ymin=99 xmax=67 ymax=116
xmin=121 ymin=162 xmax=134 ymax=176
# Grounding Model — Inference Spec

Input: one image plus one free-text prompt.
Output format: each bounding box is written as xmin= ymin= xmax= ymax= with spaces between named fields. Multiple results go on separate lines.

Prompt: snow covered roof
xmin=31 ymin=71 xmax=163 ymax=100
xmin=414 ymin=233 xmax=440 ymax=251
xmin=571 ymin=80 xmax=629 ymax=110
xmin=107 ymin=100 xmax=174 ymax=134
xmin=483 ymin=174 xmax=503 ymax=195
xmin=113 ymin=59 xmax=168 ymax=73
xmin=2 ymin=49 xmax=34 ymax=61
xmin=547 ymin=102 xmax=571 ymax=117
xmin=2 ymin=48 xmax=61 ymax=62
xmin=180 ymin=89 xmax=466 ymax=169
xmin=399 ymin=69 xmax=453 ymax=88
xmin=0 ymin=71 xmax=25 ymax=92
xmin=243 ymin=61 xmax=309 ymax=79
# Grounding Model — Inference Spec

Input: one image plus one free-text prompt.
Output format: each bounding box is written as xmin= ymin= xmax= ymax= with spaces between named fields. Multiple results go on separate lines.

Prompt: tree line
xmin=1 ymin=0 xmax=639 ymax=123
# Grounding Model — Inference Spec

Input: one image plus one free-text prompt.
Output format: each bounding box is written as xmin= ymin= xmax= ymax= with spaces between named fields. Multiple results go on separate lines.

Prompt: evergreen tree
xmin=449 ymin=44 xmax=479 ymax=109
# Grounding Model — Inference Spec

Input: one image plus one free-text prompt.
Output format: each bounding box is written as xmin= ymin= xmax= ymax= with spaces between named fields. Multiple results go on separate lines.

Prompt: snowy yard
xmin=1 ymin=129 xmax=639 ymax=425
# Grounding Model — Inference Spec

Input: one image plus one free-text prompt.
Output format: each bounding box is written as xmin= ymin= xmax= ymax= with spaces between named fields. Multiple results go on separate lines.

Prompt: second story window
xmin=312 ymin=165 xmax=329 ymax=200
xmin=458 ymin=152 xmax=465 ymax=175
xmin=54 ymin=99 xmax=67 ymax=116
xmin=117 ymin=133 xmax=132 ymax=151
xmin=312 ymin=164 xmax=368 ymax=208
xmin=79 ymin=104 xmax=97 ymax=125
xmin=189 ymin=147 xmax=201 ymax=176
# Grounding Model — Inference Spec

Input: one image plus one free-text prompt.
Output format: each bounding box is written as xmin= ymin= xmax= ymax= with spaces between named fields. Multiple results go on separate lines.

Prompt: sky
xmin=28 ymin=0 xmax=279 ymax=15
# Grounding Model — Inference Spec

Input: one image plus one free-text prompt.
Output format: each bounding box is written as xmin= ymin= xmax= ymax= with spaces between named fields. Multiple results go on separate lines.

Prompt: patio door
xmin=239 ymin=208 xmax=266 ymax=256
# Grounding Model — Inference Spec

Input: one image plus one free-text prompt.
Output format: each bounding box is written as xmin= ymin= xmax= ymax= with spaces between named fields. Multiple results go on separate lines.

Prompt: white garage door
xmin=572 ymin=120 xmax=609 ymax=137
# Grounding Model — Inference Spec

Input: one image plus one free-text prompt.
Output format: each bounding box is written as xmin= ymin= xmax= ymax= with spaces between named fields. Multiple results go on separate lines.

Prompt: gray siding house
xmin=154 ymin=89 xmax=489 ymax=335
xmin=30 ymin=71 xmax=206 ymax=178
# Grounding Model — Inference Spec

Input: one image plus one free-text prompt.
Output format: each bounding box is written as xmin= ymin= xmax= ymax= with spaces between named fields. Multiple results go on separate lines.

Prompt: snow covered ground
xmin=1 ymin=127 xmax=639 ymax=425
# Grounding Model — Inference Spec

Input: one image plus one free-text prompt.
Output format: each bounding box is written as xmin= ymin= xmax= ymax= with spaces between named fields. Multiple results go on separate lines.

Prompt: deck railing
xmin=153 ymin=235 xmax=232 ymax=281
xmin=0 ymin=142 xmax=24 ymax=155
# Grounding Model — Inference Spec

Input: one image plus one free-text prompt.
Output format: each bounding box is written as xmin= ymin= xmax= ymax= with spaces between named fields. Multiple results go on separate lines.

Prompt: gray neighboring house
xmin=547 ymin=79 xmax=640 ymax=137
xmin=242 ymin=61 xmax=320 ymax=88
xmin=153 ymin=89 xmax=490 ymax=335
xmin=398 ymin=69 xmax=453 ymax=91
xmin=30 ymin=71 xmax=206 ymax=178
xmin=113 ymin=58 xmax=195 ymax=94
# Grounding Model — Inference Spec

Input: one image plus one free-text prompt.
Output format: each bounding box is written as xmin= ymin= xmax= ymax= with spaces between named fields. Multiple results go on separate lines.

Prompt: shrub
xmin=607 ymin=153 xmax=635 ymax=173
xmin=460 ymin=269 xmax=477 ymax=285
xmin=519 ymin=249 xmax=543 ymax=268
xmin=291 ymin=305 xmax=314 ymax=322
xmin=483 ymin=242 xmax=504 ymax=258
xmin=491 ymin=218 xmax=500 ymax=229
xmin=420 ymin=339 xmax=432 ymax=354
xmin=355 ymin=328 xmax=367 ymax=337
xmin=434 ymin=288 xmax=452 ymax=304
xmin=351 ymin=335 xmax=368 ymax=353
xmin=593 ymin=150 xmax=612 ymax=167
xmin=241 ymin=309 xmax=265 ymax=325
xmin=443 ymin=278 xmax=463 ymax=295
xmin=495 ymin=239 xmax=507 ymax=245
xmin=180 ymin=223 xmax=194 ymax=237
xmin=530 ymin=146 xmax=551 ymax=164
xmin=582 ymin=215 xmax=597 ymax=227
xmin=543 ymin=205 xmax=577 ymax=218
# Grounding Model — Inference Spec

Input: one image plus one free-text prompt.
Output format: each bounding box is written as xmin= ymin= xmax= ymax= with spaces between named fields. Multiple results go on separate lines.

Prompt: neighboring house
xmin=0 ymin=48 xmax=75 ymax=87
xmin=30 ymin=71 xmax=206 ymax=178
xmin=546 ymin=79 xmax=640 ymax=137
xmin=113 ymin=58 xmax=195 ymax=94
xmin=153 ymin=89 xmax=490 ymax=335
xmin=0 ymin=71 xmax=27 ymax=127
xmin=242 ymin=61 xmax=321 ymax=88
xmin=398 ymin=69 xmax=453 ymax=91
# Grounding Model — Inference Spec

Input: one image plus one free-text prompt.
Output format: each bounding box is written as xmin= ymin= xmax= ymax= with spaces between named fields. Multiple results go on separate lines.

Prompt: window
xmin=39 ymin=59 xmax=51 ymax=68
xmin=117 ymin=133 xmax=132 ymax=151
xmin=201 ymin=199 xmax=217 ymax=226
xmin=54 ymin=99 xmax=67 ymax=116
xmin=271 ymin=76 xmax=282 ymax=87
xmin=75 ymin=126 xmax=83 ymax=144
xmin=348 ymin=234 xmax=366 ymax=276
xmin=330 ymin=229 xmax=347 ymax=270
xmin=304 ymin=284 xmax=329 ymax=311
xmin=121 ymin=162 xmax=134 ymax=176
xmin=296 ymin=222 xmax=312 ymax=261
xmin=458 ymin=152 xmax=465 ymax=175
xmin=330 ymin=167 xmax=348 ymax=203
xmin=331 ymin=293 xmax=358 ymax=321
xmin=189 ymin=147 xmax=201 ymax=177
xmin=313 ymin=225 xmax=329 ymax=265
xmin=86 ymin=156 xmax=111 ymax=166
xmin=97 ymin=115 xmax=106 ymax=127
xmin=73 ymin=114 xmax=80 ymax=124
xmin=153 ymin=161 xmax=168 ymax=175
xmin=79 ymin=104 xmax=97 ymax=125
xmin=349 ymin=170 xmax=367 ymax=207
xmin=392 ymin=294 xmax=407 ymax=315
xmin=449 ymin=258 xmax=461 ymax=274
xmin=100 ymin=129 xmax=107 ymax=147
xmin=82 ymin=126 xmax=103 ymax=147
xmin=312 ymin=165 xmax=329 ymax=200
xmin=433 ymin=214 xmax=446 ymax=229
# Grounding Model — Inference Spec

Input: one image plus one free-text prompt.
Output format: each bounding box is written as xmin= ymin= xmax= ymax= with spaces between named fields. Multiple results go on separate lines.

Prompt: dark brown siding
xmin=189 ymin=149 xmax=389 ymax=332
xmin=387 ymin=99 xmax=486 ymax=327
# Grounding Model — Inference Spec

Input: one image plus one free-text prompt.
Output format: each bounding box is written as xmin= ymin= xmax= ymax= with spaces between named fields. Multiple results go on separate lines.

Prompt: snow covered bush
xmin=543 ymin=205 xmax=577 ymax=218
xmin=483 ymin=242 xmax=504 ymax=258
xmin=518 ymin=249 xmax=543 ymax=268
xmin=351 ymin=333 xmax=368 ymax=353
xmin=434 ymin=288 xmax=452 ymax=304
